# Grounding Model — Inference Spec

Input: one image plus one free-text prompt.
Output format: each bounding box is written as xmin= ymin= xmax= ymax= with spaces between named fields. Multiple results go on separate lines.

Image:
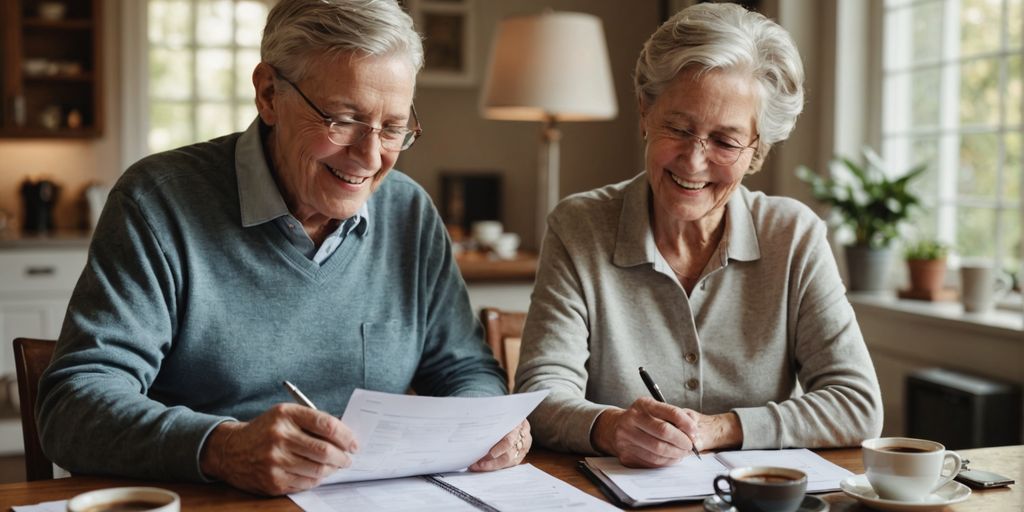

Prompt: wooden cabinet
xmin=0 ymin=0 xmax=103 ymax=138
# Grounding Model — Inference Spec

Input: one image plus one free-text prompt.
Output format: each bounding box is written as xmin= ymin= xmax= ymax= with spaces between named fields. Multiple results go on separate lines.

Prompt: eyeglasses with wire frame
xmin=278 ymin=73 xmax=422 ymax=151
xmin=654 ymin=125 xmax=759 ymax=166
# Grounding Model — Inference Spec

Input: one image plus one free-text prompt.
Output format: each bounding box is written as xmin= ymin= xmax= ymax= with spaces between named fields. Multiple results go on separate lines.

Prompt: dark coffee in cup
xmin=879 ymin=446 xmax=930 ymax=453
xmin=740 ymin=473 xmax=799 ymax=484
xmin=81 ymin=501 xmax=167 ymax=512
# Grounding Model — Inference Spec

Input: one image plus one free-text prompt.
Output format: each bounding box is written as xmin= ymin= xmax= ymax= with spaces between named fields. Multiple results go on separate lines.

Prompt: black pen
xmin=638 ymin=366 xmax=702 ymax=460
xmin=283 ymin=380 xmax=318 ymax=410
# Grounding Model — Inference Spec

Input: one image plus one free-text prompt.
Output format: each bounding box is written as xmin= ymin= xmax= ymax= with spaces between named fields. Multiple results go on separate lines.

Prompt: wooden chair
xmin=13 ymin=337 xmax=56 ymax=481
xmin=480 ymin=308 xmax=526 ymax=392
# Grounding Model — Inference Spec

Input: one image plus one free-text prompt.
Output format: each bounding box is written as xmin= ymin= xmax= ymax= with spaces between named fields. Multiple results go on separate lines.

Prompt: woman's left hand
xmin=469 ymin=419 xmax=532 ymax=471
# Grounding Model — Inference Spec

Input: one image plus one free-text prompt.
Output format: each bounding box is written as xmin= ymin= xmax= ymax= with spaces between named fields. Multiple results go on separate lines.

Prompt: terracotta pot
xmin=906 ymin=258 xmax=947 ymax=292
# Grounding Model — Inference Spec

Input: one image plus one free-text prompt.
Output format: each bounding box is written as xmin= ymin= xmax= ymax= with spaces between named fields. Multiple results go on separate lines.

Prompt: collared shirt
xmin=234 ymin=119 xmax=368 ymax=265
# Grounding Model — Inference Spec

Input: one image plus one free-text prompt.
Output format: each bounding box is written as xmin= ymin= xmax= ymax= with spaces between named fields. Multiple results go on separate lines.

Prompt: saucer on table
xmin=703 ymin=493 xmax=829 ymax=512
xmin=839 ymin=474 xmax=971 ymax=511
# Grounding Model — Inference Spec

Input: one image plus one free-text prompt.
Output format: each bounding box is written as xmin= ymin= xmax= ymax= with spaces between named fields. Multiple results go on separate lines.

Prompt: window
xmin=123 ymin=0 xmax=270 ymax=159
xmin=880 ymin=0 xmax=1021 ymax=276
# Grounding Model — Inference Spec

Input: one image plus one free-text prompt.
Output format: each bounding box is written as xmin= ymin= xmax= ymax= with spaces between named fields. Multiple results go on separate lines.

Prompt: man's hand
xmin=200 ymin=403 xmax=357 ymax=495
xmin=469 ymin=419 xmax=531 ymax=471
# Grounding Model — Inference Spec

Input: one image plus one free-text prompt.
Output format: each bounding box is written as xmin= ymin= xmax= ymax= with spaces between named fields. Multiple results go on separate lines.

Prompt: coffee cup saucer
xmin=703 ymin=493 xmax=828 ymax=512
xmin=839 ymin=474 xmax=971 ymax=511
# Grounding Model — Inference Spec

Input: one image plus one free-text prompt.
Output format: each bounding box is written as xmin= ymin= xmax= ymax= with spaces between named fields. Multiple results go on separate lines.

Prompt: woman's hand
xmin=592 ymin=397 xmax=699 ymax=467
xmin=469 ymin=419 xmax=532 ymax=471
xmin=199 ymin=403 xmax=358 ymax=496
xmin=591 ymin=398 xmax=743 ymax=467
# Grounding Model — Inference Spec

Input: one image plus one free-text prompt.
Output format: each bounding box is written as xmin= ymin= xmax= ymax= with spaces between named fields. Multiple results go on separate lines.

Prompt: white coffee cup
xmin=960 ymin=261 xmax=1011 ymax=313
xmin=471 ymin=220 xmax=503 ymax=248
xmin=862 ymin=437 xmax=962 ymax=502
xmin=492 ymin=232 xmax=520 ymax=260
xmin=67 ymin=487 xmax=180 ymax=512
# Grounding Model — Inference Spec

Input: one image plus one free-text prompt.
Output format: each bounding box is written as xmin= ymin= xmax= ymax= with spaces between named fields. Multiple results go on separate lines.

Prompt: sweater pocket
xmin=361 ymin=320 xmax=417 ymax=393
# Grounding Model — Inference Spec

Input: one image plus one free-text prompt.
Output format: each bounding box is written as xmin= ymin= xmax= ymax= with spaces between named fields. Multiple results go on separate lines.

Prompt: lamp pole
xmin=537 ymin=114 xmax=561 ymax=250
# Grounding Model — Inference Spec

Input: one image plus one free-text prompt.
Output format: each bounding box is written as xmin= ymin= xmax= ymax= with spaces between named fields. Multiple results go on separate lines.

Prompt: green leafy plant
xmin=904 ymin=240 xmax=949 ymax=261
xmin=797 ymin=148 xmax=927 ymax=249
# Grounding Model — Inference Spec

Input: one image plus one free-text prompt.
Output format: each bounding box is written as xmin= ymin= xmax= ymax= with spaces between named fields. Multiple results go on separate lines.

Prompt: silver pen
xmin=283 ymin=380 xmax=318 ymax=410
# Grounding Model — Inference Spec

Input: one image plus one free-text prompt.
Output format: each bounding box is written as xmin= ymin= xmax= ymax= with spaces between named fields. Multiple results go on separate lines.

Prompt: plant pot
xmin=906 ymin=258 xmax=947 ymax=292
xmin=844 ymin=245 xmax=893 ymax=292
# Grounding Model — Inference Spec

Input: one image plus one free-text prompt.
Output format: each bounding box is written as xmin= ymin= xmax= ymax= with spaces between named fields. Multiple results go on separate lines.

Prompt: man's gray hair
xmin=261 ymin=0 xmax=423 ymax=82
xmin=635 ymin=3 xmax=804 ymax=149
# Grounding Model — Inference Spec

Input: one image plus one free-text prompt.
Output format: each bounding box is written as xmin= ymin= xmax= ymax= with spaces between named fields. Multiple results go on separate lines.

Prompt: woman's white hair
xmin=634 ymin=3 xmax=804 ymax=167
xmin=261 ymin=0 xmax=423 ymax=82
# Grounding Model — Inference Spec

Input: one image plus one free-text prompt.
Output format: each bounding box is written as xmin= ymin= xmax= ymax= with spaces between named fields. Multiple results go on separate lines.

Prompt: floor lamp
xmin=479 ymin=11 xmax=617 ymax=249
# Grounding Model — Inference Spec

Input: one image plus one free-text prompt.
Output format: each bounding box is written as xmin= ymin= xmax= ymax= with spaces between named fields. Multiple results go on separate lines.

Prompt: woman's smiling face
xmin=643 ymin=67 xmax=760 ymax=226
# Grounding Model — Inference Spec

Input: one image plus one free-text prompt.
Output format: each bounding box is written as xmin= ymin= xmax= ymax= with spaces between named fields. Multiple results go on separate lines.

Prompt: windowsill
xmin=848 ymin=292 xmax=1024 ymax=336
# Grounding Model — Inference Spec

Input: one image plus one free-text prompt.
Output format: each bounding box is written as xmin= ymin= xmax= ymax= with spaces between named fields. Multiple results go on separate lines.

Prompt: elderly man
xmin=37 ymin=0 xmax=529 ymax=496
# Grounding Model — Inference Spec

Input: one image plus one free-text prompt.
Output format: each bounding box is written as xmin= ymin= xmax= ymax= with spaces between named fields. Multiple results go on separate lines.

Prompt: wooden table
xmin=455 ymin=251 xmax=537 ymax=282
xmin=2 ymin=446 xmax=1020 ymax=511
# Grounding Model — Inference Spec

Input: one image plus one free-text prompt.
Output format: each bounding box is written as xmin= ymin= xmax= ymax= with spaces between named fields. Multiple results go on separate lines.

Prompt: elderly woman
xmin=516 ymin=3 xmax=882 ymax=467
xmin=37 ymin=0 xmax=528 ymax=496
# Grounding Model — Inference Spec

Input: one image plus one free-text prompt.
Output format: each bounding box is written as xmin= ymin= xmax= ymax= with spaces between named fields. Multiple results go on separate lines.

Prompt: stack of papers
xmin=580 ymin=448 xmax=853 ymax=507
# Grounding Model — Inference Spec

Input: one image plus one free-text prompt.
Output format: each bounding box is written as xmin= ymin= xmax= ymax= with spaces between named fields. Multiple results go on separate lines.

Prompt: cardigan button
xmin=684 ymin=353 xmax=698 ymax=364
xmin=685 ymin=378 xmax=699 ymax=390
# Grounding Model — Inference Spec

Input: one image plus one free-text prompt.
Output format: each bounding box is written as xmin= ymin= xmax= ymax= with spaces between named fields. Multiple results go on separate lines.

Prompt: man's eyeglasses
xmin=278 ymin=73 xmax=422 ymax=151
xmin=654 ymin=125 xmax=758 ymax=166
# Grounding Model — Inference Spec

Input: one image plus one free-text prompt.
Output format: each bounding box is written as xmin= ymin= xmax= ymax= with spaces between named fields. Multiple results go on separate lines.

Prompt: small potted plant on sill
xmin=899 ymin=239 xmax=955 ymax=301
xmin=797 ymin=148 xmax=926 ymax=292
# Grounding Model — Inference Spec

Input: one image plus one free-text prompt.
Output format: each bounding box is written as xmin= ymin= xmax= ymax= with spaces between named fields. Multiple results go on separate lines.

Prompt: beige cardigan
xmin=516 ymin=174 xmax=883 ymax=455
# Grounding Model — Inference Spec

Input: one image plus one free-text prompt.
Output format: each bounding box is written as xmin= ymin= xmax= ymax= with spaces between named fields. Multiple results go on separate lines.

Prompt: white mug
xmin=862 ymin=437 xmax=962 ymax=502
xmin=960 ymin=262 xmax=1011 ymax=313
xmin=67 ymin=487 xmax=180 ymax=512
xmin=471 ymin=220 xmax=504 ymax=248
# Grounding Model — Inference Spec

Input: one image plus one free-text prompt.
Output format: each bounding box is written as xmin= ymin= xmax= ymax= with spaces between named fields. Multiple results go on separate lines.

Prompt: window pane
xmin=236 ymin=49 xmax=261 ymax=97
xmin=1009 ymin=55 xmax=1021 ymax=125
xmin=1001 ymin=209 xmax=1021 ymax=274
xmin=237 ymin=102 xmax=258 ymax=129
xmin=1010 ymin=0 xmax=1022 ymax=49
xmin=149 ymin=102 xmax=193 ymax=153
xmin=912 ymin=137 xmax=941 ymax=205
xmin=959 ymin=58 xmax=1000 ymax=125
xmin=959 ymin=133 xmax=1000 ymax=199
xmin=1005 ymin=131 xmax=1022 ymax=201
xmin=960 ymin=0 xmax=1002 ymax=57
xmin=912 ymin=67 xmax=942 ymax=128
xmin=197 ymin=49 xmax=233 ymax=100
xmin=197 ymin=103 xmax=234 ymax=141
xmin=149 ymin=1 xmax=192 ymax=48
xmin=884 ymin=7 xmax=912 ymax=69
xmin=912 ymin=1 xmax=943 ymax=63
xmin=236 ymin=1 xmax=270 ymax=47
xmin=956 ymin=206 xmax=997 ymax=257
xmin=150 ymin=49 xmax=193 ymax=100
xmin=196 ymin=0 xmax=232 ymax=47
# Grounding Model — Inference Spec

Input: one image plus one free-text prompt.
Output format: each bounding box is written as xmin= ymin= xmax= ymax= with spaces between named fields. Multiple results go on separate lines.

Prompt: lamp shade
xmin=480 ymin=12 xmax=617 ymax=121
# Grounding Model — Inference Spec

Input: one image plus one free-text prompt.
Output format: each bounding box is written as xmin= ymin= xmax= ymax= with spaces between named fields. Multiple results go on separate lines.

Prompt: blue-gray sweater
xmin=37 ymin=126 xmax=506 ymax=482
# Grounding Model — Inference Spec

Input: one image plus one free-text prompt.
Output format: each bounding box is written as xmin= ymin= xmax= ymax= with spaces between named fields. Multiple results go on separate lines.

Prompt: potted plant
xmin=797 ymin=148 xmax=926 ymax=291
xmin=902 ymin=239 xmax=951 ymax=299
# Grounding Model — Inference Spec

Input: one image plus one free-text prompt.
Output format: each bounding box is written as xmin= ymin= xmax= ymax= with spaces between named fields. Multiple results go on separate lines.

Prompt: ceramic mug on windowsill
xmin=960 ymin=260 xmax=1011 ymax=313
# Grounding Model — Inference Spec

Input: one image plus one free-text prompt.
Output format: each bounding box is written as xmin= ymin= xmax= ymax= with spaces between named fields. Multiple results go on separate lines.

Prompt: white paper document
xmin=583 ymin=448 xmax=853 ymax=507
xmin=289 ymin=464 xmax=620 ymax=512
xmin=325 ymin=389 xmax=548 ymax=484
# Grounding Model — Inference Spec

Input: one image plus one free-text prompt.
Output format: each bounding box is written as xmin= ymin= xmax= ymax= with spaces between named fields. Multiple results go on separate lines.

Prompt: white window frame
xmin=119 ymin=0 xmax=273 ymax=169
xmin=878 ymin=0 xmax=1022 ymax=277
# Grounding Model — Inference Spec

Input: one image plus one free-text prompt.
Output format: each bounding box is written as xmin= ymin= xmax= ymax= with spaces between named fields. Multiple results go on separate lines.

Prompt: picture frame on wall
xmin=399 ymin=0 xmax=476 ymax=87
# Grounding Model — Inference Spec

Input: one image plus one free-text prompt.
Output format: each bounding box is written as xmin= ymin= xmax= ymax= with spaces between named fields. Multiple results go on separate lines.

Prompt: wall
xmin=0 ymin=0 xmax=122 ymax=233
xmin=401 ymin=0 xmax=660 ymax=250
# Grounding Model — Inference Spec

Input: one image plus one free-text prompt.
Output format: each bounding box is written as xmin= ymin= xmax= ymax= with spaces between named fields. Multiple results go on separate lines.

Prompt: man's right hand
xmin=200 ymin=403 xmax=358 ymax=495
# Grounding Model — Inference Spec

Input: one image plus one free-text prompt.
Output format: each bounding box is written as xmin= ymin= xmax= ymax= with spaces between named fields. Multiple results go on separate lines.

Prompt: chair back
xmin=480 ymin=308 xmax=526 ymax=392
xmin=13 ymin=337 xmax=56 ymax=481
